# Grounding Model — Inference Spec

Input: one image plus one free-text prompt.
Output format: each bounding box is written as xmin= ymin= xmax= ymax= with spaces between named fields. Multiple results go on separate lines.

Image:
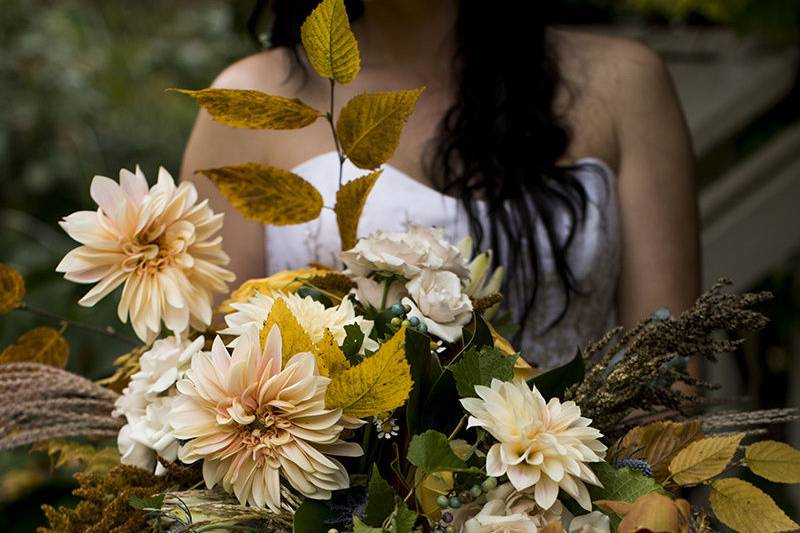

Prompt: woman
xmin=180 ymin=0 xmax=699 ymax=368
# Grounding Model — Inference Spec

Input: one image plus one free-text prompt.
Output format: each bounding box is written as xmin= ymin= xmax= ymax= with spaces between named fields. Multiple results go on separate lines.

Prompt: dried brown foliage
xmin=472 ymin=293 xmax=503 ymax=313
xmin=566 ymin=280 xmax=771 ymax=435
xmin=38 ymin=462 xmax=202 ymax=533
xmin=0 ymin=362 xmax=122 ymax=449
xmin=96 ymin=346 xmax=146 ymax=393
xmin=307 ymin=272 xmax=356 ymax=297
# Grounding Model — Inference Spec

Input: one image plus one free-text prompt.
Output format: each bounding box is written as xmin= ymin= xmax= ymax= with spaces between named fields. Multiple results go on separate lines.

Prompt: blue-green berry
xmin=408 ymin=316 xmax=420 ymax=327
xmin=401 ymin=319 xmax=411 ymax=328
xmin=390 ymin=303 xmax=404 ymax=316
xmin=448 ymin=496 xmax=461 ymax=508
xmin=403 ymin=303 xmax=412 ymax=313
xmin=481 ymin=476 xmax=497 ymax=492
xmin=418 ymin=323 xmax=428 ymax=333
xmin=433 ymin=528 xmax=444 ymax=533
xmin=436 ymin=494 xmax=450 ymax=508
xmin=390 ymin=317 xmax=402 ymax=327
xmin=470 ymin=484 xmax=482 ymax=498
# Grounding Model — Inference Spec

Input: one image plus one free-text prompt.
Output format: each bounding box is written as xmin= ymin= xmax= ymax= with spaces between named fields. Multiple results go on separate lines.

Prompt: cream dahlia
xmin=171 ymin=325 xmax=362 ymax=511
xmin=461 ymin=380 xmax=605 ymax=511
xmin=56 ymin=166 xmax=235 ymax=342
xmin=221 ymin=291 xmax=377 ymax=352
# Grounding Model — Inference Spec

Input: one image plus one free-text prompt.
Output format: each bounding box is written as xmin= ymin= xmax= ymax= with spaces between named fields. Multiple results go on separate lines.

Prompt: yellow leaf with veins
xmin=668 ymin=433 xmax=743 ymax=485
xmin=0 ymin=326 xmax=69 ymax=368
xmin=300 ymin=0 xmax=360 ymax=83
xmin=335 ymin=170 xmax=382 ymax=250
xmin=260 ymin=298 xmax=314 ymax=366
xmin=0 ymin=263 xmax=25 ymax=314
xmin=745 ymin=440 xmax=800 ymax=483
xmin=710 ymin=478 xmax=799 ymax=533
xmin=316 ymin=329 xmax=350 ymax=378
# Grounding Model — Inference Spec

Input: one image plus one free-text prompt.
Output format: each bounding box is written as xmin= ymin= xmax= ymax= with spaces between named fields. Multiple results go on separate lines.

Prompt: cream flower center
xmin=121 ymin=221 xmax=196 ymax=274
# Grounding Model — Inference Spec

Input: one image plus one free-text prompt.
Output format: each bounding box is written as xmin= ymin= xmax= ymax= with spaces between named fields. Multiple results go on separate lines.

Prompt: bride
xmin=180 ymin=0 xmax=700 ymax=369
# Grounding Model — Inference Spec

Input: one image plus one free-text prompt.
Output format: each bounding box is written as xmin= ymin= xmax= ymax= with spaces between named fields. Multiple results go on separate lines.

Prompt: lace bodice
xmin=265 ymin=151 xmax=620 ymax=369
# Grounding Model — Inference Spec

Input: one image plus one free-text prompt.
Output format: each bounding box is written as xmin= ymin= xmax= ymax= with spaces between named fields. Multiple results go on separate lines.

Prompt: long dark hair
xmin=248 ymin=1 xmax=590 ymax=340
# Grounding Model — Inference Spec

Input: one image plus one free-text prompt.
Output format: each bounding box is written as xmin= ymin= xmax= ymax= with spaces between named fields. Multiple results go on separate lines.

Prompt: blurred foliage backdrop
xmin=0 ymin=0 xmax=798 ymax=531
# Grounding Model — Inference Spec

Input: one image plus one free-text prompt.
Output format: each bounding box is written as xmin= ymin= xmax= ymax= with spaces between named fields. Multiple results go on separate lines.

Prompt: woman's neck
xmin=352 ymin=0 xmax=458 ymax=82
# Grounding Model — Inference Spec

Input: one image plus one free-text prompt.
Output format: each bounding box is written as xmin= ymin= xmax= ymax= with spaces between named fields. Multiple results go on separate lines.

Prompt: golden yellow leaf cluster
xmin=336 ymin=88 xmax=425 ymax=170
xmin=316 ymin=329 xmax=351 ymax=378
xmin=172 ymin=88 xmax=320 ymax=130
xmin=0 ymin=263 xmax=25 ymax=314
xmin=668 ymin=433 xmax=743 ymax=485
xmin=619 ymin=420 xmax=703 ymax=482
xmin=260 ymin=298 xmax=315 ymax=366
xmin=745 ymin=440 xmax=800 ymax=484
xmin=326 ymin=327 xmax=413 ymax=418
xmin=218 ymin=268 xmax=328 ymax=314
xmin=300 ymin=0 xmax=361 ymax=84
xmin=335 ymin=170 xmax=382 ymax=250
xmin=710 ymin=477 xmax=799 ymax=533
xmin=199 ymin=163 xmax=323 ymax=225
xmin=0 ymin=326 xmax=69 ymax=368
xmin=33 ymin=439 xmax=120 ymax=474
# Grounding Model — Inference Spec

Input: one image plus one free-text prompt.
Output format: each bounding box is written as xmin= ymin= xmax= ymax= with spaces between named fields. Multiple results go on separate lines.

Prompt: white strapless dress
xmin=265 ymin=151 xmax=620 ymax=369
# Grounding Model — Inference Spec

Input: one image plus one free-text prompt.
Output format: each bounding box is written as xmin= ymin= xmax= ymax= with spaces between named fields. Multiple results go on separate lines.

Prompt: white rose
xmin=403 ymin=270 xmax=473 ymax=342
xmin=568 ymin=511 xmax=610 ymax=533
xmin=341 ymin=225 xmax=469 ymax=280
xmin=118 ymin=396 xmax=179 ymax=475
xmin=462 ymin=499 xmax=538 ymax=533
xmin=130 ymin=336 xmax=205 ymax=396
xmin=351 ymin=276 xmax=409 ymax=310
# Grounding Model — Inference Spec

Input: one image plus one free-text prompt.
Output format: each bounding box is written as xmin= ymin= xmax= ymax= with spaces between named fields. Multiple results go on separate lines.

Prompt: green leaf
xmin=364 ymin=464 xmax=396 ymax=527
xmin=353 ymin=516 xmax=383 ymax=533
xmin=528 ymin=349 xmax=584 ymax=399
xmin=293 ymin=499 xmax=331 ymax=533
xmin=407 ymin=430 xmax=481 ymax=474
xmin=128 ymin=493 xmax=164 ymax=511
xmin=342 ymin=323 xmax=366 ymax=364
xmin=393 ymin=500 xmax=418 ymax=533
xmin=451 ymin=346 xmax=517 ymax=398
xmin=405 ymin=328 xmax=443 ymax=434
xmin=420 ymin=368 xmax=461 ymax=434
xmin=462 ymin=313 xmax=493 ymax=350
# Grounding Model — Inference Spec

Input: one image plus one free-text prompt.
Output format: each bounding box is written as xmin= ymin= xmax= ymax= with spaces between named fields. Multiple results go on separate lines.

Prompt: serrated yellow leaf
xmin=300 ymin=0 xmax=360 ymax=83
xmin=316 ymin=329 xmax=350 ymax=378
xmin=33 ymin=439 xmax=120 ymax=474
xmin=668 ymin=433 xmax=743 ymax=485
xmin=710 ymin=478 xmax=799 ymax=533
xmin=336 ymin=88 xmax=425 ymax=169
xmin=620 ymin=420 xmax=704 ymax=482
xmin=0 ymin=263 xmax=25 ymax=314
xmin=335 ymin=170 xmax=382 ymax=250
xmin=326 ymin=327 xmax=412 ymax=418
xmin=0 ymin=326 xmax=69 ymax=368
xmin=218 ymin=268 xmax=328 ymax=314
xmin=199 ymin=163 xmax=323 ymax=225
xmin=171 ymin=88 xmax=320 ymax=129
xmin=745 ymin=440 xmax=800 ymax=483
xmin=260 ymin=297 xmax=315 ymax=366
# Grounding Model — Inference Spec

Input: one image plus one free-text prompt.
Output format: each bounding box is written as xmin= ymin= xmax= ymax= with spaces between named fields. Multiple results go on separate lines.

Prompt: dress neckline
xmin=290 ymin=150 xmax=616 ymax=198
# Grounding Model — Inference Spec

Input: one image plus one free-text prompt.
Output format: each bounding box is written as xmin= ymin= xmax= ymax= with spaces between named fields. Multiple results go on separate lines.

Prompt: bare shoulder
xmin=553 ymin=29 xmax=675 ymax=109
xmin=210 ymin=47 xmax=303 ymax=94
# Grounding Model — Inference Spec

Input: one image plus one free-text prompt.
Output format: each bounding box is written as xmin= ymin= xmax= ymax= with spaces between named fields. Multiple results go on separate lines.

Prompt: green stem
xmin=326 ymin=78 xmax=346 ymax=188
xmin=14 ymin=302 xmax=139 ymax=347
xmin=380 ymin=278 xmax=393 ymax=310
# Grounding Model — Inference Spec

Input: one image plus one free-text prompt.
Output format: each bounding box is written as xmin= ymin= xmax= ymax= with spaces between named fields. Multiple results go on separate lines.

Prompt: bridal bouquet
xmin=1 ymin=1 xmax=799 ymax=532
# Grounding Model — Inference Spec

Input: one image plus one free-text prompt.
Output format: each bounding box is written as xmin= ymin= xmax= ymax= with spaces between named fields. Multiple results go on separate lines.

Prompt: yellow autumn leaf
xmin=0 ymin=263 xmax=25 ymax=314
xmin=171 ymin=88 xmax=320 ymax=129
xmin=336 ymin=88 xmax=425 ymax=169
xmin=745 ymin=440 xmax=800 ymax=483
xmin=316 ymin=329 xmax=351 ymax=378
xmin=96 ymin=345 xmax=147 ymax=393
xmin=620 ymin=420 xmax=704 ymax=482
xmin=0 ymin=326 xmax=69 ymax=368
xmin=300 ymin=0 xmax=360 ymax=83
xmin=260 ymin=298 xmax=315 ymax=366
xmin=325 ymin=327 xmax=412 ymax=418
xmin=33 ymin=439 xmax=120 ymax=474
xmin=668 ymin=433 xmax=743 ymax=486
xmin=199 ymin=163 xmax=323 ymax=225
xmin=710 ymin=478 xmax=799 ymax=533
xmin=335 ymin=170 xmax=382 ymax=250
xmin=218 ymin=268 xmax=328 ymax=314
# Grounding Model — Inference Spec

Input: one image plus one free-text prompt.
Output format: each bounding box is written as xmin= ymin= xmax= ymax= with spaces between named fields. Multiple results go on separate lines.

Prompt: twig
xmin=14 ymin=302 xmax=139 ymax=347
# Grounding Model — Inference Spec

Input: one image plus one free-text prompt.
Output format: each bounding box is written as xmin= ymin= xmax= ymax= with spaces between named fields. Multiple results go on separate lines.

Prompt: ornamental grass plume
xmin=56 ymin=166 xmax=235 ymax=342
xmin=460 ymin=379 xmax=606 ymax=511
xmin=170 ymin=324 xmax=362 ymax=512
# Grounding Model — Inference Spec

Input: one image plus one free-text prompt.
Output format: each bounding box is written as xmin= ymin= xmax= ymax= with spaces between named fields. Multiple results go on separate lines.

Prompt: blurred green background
xmin=0 ymin=0 xmax=798 ymax=530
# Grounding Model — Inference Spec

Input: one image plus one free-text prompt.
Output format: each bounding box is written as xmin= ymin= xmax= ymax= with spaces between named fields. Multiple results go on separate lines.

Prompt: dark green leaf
xmin=364 ymin=465 xmax=396 ymax=527
xmin=393 ymin=500 xmax=418 ymax=533
xmin=128 ymin=493 xmax=164 ymax=511
xmin=420 ymin=369 xmax=461 ymax=433
xmin=342 ymin=323 xmax=366 ymax=364
xmin=405 ymin=328 xmax=443 ymax=434
xmin=296 ymin=286 xmax=333 ymax=307
xmin=451 ymin=346 xmax=517 ymax=397
xmin=293 ymin=499 xmax=331 ymax=533
xmin=528 ymin=349 xmax=585 ymax=399
xmin=407 ymin=430 xmax=481 ymax=474
xmin=462 ymin=313 xmax=493 ymax=350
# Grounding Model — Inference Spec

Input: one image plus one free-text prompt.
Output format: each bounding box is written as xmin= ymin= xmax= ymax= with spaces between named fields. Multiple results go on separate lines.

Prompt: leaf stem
xmin=448 ymin=414 xmax=469 ymax=441
xmin=326 ymin=78 xmax=346 ymax=188
xmin=14 ymin=302 xmax=139 ymax=348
